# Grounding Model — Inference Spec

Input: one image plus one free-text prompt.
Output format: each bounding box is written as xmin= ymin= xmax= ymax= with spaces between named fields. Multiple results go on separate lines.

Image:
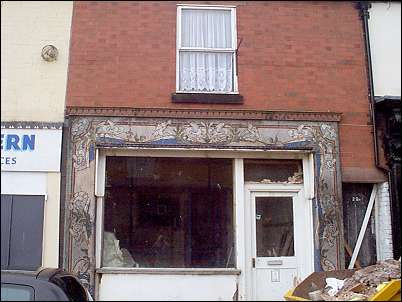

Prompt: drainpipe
xmin=357 ymin=1 xmax=389 ymax=173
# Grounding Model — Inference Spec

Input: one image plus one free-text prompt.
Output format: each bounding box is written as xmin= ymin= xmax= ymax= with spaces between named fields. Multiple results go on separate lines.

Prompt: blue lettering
xmin=2 ymin=134 xmax=36 ymax=151
xmin=1 ymin=157 xmax=17 ymax=165
xmin=22 ymin=135 xmax=35 ymax=151
xmin=6 ymin=135 xmax=20 ymax=151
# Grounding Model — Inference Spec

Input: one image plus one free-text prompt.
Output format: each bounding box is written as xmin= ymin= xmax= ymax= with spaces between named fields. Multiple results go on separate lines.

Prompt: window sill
xmin=172 ymin=92 xmax=243 ymax=104
xmin=96 ymin=267 xmax=241 ymax=275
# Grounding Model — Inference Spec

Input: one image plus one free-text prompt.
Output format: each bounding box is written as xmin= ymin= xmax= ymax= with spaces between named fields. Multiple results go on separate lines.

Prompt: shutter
xmin=8 ymin=195 xmax=45 ymax=270
xmin=1 ymin=195 xmax=13 ymax=269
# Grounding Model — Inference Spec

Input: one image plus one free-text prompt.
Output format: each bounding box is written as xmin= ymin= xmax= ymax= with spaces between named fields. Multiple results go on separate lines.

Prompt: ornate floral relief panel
xmin=66 ymin=116 xmax=343 ymax=293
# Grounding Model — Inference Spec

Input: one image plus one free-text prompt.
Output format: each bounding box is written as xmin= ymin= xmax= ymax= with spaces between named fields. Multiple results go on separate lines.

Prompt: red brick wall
xmin=66 ymin=1 xmax=385 ymax=180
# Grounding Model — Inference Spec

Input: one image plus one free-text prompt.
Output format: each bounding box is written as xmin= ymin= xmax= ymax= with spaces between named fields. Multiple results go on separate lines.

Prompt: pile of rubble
xmin=320 ymin=259 xmax=401 ymax=301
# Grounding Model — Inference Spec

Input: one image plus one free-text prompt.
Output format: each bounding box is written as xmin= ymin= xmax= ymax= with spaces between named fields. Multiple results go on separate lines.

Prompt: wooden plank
xmin=344 ymin=241 xmax=362 ymax=269
xmin=348 ymin=184 xmax=377 ymax=269
xmin=171 ymin=93 xmax=244 ymax=104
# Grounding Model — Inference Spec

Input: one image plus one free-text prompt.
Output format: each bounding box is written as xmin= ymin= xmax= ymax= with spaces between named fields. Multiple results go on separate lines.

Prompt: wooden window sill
xmin=96 ymin=267 xmax=241 ymax=275
xmin=172 ymin=93 xmax=243 ymax=104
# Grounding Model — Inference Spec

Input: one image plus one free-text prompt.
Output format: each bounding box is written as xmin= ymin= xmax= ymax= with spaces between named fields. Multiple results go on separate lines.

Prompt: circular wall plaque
xmin=41 ymin=45 xmax=58 ymax=62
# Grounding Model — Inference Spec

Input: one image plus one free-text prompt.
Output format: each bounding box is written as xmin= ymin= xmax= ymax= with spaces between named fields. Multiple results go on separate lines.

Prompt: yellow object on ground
xmin=377 ymin=282 xmax=389 ymax=292
xmin=284 ymin=278 xmax=401 ymax=301
xmin=369 ymin=279 xmax=401 ymax=301
xmin=284 ymin=288 xmax=310 ymax=301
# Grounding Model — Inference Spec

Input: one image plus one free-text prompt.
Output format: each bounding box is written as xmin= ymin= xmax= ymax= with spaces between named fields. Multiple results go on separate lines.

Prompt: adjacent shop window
xmin=103 ymin=157 xmax=234 ymax=268
xmin=1 ymin=195 xmax=45 ymax=270
xmin=177 ymin=6 xmax=237 ymax=93
xmin=244 ymin=159 xmax=303 ymax=184
xmin=342 ymin=183 xmax=377 ymax=267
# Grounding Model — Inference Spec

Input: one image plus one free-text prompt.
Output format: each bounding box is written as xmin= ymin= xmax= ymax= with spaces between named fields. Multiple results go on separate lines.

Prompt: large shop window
xmin=177 ymin=6 xmax=237 ymax=93
xmin=1 ymin=195 xmax=45 ymax=270
xmin=103 ymin=157 xmax=234 ymax=268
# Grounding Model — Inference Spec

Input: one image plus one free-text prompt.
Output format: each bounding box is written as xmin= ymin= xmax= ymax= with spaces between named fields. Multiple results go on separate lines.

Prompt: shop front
xmin=1 ymin=122 xmax=63 ymax=270
xmin=63 ymin=108 xmax=343 ymax=301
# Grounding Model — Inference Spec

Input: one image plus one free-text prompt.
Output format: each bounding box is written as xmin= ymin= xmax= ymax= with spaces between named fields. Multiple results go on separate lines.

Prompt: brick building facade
xmin=61 ymin=2 xmax=391 ymax=300
xmin=66 ymin=1 xmax=385 ymax=181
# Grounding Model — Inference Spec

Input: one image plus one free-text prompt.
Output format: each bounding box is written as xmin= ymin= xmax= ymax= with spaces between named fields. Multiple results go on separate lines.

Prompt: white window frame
xmin=176 ymin=5 xmax=238 ymax=94
xmin=95 ymin=148 xmax=314 ymax=301
xmin=95 ymin=148 xmax=311 ymax=267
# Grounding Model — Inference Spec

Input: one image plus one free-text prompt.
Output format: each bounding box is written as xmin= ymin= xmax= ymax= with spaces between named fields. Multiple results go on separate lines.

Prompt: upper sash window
xmin=177 ymin=6 xmax=237 ymax=93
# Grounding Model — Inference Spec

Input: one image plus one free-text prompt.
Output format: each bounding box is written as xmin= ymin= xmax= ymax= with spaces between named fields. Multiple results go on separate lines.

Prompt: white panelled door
xmin=245 ymin=184 xmax=314 ymax=301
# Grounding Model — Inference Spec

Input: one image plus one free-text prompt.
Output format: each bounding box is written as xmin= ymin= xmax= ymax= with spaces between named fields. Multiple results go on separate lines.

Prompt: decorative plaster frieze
xmin=65 ymin=116 xmax=343 ymax=293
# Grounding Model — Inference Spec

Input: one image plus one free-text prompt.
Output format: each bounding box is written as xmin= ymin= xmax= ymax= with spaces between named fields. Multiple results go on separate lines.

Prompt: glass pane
xmin=181 ymin=9 xmax=232 ymax=48
xmin=179 ymin=51 xmax=233 ymax=92
xmin=103 ymin=157 xmax=234 ymax=268
xmin=1 ymin=284 xmax=34 ymax=301
xmin=255 ymin=197 xmax=294 ymax=257
xmin=244 ymin=159 xmax=303 ymax=183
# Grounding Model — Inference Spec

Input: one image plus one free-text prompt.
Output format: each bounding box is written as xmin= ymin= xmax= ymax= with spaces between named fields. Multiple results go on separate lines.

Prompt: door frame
xmin=244 ymin=183 xmax=314 ymax=300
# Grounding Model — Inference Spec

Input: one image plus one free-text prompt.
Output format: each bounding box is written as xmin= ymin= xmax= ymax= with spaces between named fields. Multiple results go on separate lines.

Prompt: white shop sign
xmin=1 ymin=128 xmax=62 ymax=172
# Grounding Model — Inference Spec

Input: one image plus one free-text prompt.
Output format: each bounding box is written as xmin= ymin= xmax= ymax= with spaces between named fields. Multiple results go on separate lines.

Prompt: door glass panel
xmin=255 ymin=197 xmax=294 ymax=257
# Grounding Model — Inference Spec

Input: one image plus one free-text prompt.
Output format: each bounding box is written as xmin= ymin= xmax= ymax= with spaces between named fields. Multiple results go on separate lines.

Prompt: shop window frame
xmin=94 ymin=149 xmax=314 ymax=275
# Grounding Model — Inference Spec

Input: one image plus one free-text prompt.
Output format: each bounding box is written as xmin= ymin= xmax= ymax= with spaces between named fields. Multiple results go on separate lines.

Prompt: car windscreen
xmin=1 ymin=283 xmax=34 ymax=301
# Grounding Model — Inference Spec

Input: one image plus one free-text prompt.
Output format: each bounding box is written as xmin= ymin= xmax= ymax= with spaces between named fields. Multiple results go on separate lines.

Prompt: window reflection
xmin=255 ymin=197 xmax=294 ymax=257
xmin=103 ymin=157 xmax=234 ymax=268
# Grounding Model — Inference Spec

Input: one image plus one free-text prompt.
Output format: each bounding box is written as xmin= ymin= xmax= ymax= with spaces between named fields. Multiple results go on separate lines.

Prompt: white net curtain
xmin=180 ymin=9 xmax=234 ymax=92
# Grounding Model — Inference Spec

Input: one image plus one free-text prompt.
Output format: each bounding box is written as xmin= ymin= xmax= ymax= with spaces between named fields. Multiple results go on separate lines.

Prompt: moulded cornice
xmin=65 ymin=106 xmax=342 ymax=122
xmin=1 ymin=121 xmax=63 ymax=130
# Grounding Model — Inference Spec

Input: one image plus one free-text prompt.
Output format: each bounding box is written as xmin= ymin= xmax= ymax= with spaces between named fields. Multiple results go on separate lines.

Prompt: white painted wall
xmin=98 ymin=274 xmax=238 ymax=301
xmin=1 ymin=1 xmax=73 ymax=269
xmin=368 ymin=2 xmax=401 ymax=97
xmin=1 ymin=1 xmax=73 ymax=122
xmin=375 ymin=182 xmax=394 ymax=261
xmin=1 ymin=171 xmax=47 ymax=195
xmin=42 ymin=172 xmax=61 ymax=268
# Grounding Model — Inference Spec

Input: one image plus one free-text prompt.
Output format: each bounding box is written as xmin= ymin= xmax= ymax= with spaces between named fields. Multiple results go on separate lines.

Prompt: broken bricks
xmin=325 ymin=259 xmax=401 ymax=301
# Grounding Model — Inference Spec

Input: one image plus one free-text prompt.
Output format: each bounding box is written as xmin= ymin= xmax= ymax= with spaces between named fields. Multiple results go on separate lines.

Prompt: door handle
xmin=267 ymin=260 xmax=283 ymax=265
xmin=252 ymin=258 xmax=256 ymax=268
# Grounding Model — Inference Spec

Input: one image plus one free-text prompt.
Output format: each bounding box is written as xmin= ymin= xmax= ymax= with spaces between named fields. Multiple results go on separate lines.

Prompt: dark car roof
xmin=1 ymin=268 xmax=88 ymax=301
xmin=1 ymin=269 xmax=38 ymax=276
xmin=1 ymin=267 xmax=78 ymax=281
